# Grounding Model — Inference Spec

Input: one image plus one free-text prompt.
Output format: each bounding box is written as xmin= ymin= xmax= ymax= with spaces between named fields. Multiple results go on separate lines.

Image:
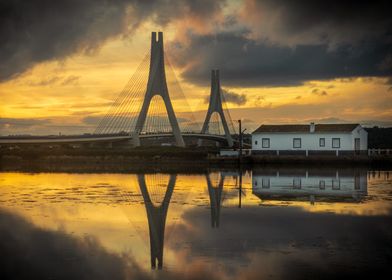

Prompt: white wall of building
xmin=252 ymin=125 xmax=367 ymax=151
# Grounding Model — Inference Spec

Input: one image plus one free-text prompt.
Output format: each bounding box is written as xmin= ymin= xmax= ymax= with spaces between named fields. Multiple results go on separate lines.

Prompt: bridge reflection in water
xmin=132 ymin=167 xmax=369 ymax=270
xmin=134 ymin=172 xmax=236 ymax=269
xmin=137 ymin=174 xmax=176 ymax=269
xmin=206 ymin=172 xmax=225 ymax=228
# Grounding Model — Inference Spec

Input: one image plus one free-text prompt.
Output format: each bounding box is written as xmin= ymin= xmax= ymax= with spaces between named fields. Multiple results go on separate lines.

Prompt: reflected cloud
xmin=168 ymin=202 xmax=392 ymax=279
xmin=0 ymin=208 xmax=142 ymax=280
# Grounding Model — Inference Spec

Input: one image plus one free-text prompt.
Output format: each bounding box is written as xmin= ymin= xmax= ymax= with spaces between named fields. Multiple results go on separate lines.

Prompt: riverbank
xmin=1 ymin=146 xmax=392 ymax=173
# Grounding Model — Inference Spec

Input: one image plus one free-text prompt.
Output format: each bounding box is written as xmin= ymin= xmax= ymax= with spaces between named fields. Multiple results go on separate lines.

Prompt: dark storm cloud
xmin=0 ymin=0 xmax=225 ymax=82
xmin=0 ymin=0 xmax=129 ymax=81
xmin=169 ymin=0 xmax=392 ymax=86
xmin=172 ymin=30 xmax=392 ymax=86
xmin=243 ymin=0 xmax=392 ymax=45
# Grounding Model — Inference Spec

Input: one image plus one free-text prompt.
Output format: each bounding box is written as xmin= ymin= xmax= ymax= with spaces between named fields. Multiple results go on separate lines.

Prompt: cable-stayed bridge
xmin=0 ymin=32 xmax=239 ymax=148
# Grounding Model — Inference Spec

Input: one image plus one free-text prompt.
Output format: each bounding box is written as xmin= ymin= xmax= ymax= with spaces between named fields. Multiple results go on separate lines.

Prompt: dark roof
xmin=253 ymin=124 xmax=360 ymax=134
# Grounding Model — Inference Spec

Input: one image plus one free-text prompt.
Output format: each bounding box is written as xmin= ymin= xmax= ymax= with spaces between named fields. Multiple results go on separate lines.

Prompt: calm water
xmin=1 ymin=167 xmax=392 ymax=279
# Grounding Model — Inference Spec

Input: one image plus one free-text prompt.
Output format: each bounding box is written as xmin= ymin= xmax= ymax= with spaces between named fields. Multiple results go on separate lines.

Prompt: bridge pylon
xmin=199 ymin=70 xmax=233 ymax=147
xmin=138 ymin=174 xmax=176 ymax=269
xmin=133 ymin=32 xmax=185 ymax=147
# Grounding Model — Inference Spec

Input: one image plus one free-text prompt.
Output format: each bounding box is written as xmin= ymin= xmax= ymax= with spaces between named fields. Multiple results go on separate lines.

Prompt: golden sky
xmin=0 ymin=0 xmax=391 ymax=135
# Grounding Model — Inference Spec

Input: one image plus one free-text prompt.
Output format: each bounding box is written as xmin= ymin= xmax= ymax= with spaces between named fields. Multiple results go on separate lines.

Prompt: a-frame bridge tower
xmin=133 ymin=32 xmax=185 ymax=147
xmin=200 ymin=70 xmax=234 ymax=147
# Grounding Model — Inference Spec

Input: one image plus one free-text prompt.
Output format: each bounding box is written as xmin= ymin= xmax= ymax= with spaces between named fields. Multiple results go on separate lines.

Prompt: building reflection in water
xmin=252 ymin=167 xmax=368 ymax=204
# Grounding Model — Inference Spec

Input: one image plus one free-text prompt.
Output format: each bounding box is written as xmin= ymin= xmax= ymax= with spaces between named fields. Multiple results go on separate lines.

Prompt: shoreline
xmin=2 ymin=153 xmax=392 ymax=174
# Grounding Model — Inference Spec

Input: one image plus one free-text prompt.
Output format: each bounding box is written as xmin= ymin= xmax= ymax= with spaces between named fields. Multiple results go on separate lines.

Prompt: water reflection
xmin=138 ymin=174 xmax=176 ymax=269
xmin=1 ymin=167 xmax=392 ymax=279
xmin=206 ymin=172 xmax=225 ymax=228
xmin=253 ymin=168 xmax=368 ymax=204
xmin=137 ymin=172 xmax=233 ymax=268
xmin=137 ymin=167 xmax=374 ymax=271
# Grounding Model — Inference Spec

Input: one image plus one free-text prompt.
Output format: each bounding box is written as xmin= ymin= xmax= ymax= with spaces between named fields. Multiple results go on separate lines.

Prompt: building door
xmin=355 ymin=138 xmax=360 ymax=154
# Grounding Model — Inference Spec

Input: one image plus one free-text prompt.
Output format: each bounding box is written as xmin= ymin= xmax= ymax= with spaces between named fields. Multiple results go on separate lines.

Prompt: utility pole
xmin=237 ymin=119 xmax=246 ymax=208
xmin=237 ymin=119 xmax=246 ymax=165
xmin=238 ymin=119 xmax=242 ymax=165
xmin=238 ymin=169 xmax=242 ymax=208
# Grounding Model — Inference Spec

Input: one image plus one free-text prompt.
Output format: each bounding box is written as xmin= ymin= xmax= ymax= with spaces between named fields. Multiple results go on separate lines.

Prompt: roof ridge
xmin=253 ymin=123 xmax=360 ymax=133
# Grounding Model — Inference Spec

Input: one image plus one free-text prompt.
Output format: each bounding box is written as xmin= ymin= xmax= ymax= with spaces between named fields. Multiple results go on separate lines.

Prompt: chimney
xmin=310 ymin=122 xmax=315 ymax=133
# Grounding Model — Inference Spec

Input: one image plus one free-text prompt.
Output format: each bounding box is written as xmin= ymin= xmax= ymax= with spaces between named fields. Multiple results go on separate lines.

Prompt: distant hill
xmin=365 ymin=127 xmax=392 ymax=148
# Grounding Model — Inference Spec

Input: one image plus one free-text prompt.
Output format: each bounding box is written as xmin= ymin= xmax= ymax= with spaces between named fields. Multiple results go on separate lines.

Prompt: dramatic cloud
xmin=241 ymin=0 xmax=392 ymax=47
xmin=168 ymin=0 xmax=392 ymax=86
xmin=221 ymin=88 xmax=247 ymax=105
xmin=172 ymin=30 xmax=392 ymax=87
xmin=2 ymin=0 xmax=391 ymax=87
xmin=0 ymin=0 xmax=226 ymax=82
xmin=204 ymin=88 xmax=247 ymax=105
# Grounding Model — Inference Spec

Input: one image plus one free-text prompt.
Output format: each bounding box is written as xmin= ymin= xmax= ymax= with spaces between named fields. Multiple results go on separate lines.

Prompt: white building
xmin=252 ymin=123 xmax=367 ymax=154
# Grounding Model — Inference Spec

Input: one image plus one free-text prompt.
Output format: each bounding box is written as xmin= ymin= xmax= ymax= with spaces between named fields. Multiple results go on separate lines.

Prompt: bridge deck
xmin=0 ymin=133 xmax=230 ymax=144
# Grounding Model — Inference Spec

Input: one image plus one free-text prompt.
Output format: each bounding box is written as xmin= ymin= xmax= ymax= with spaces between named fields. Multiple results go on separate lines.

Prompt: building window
xmin=262 ymin=138 xmax=270 ymax=148
xmin=293 ymin=178 xmax=301 ymax=189
xmin=355 ymin=174 xmax=360 ymax=190
xmin=293 ymin=138 xmax=301 ymax=149
xmin=319 ymin=180 xmax=325 ymax=190
xmin=319 ymin=138 xmax=325 ymax=147
xmin=255 ymin=140 xmax=258 ymax=145
xmin=332 ymin=138 xmax=340 ymax=148
xmin=262 ymin=178 xmax=270 ymax=188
